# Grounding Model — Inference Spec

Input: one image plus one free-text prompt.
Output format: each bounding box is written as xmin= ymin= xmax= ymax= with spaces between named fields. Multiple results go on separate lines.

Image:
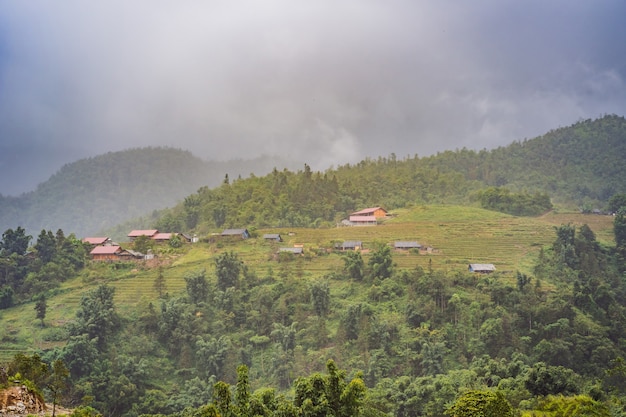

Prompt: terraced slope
xmin=0 ymin=206 xmax=615 ymax=362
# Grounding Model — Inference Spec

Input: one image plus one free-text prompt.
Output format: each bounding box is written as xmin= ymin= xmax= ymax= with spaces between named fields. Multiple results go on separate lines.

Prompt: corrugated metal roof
xmin=279 ymin=247 xmax=303 ymax=254
xmin=468 ymin=263 xmax=496 ymax=272
xmin=221 ymin=228 xmax=248 ymax=235
xmin=351 ymin=207 xmax=386 ymax=216
xmin=152 ymin=233 xmax=173 ymax=240
xmin=128 ymin=230 xmax=158 ymax=237
xmin=90 ymin=245 xmax=121 ymax=255
xmin=394 ymin=241 xmax=421 ymax=248
xmin=82 ymin=237 xmax=109 ymax=245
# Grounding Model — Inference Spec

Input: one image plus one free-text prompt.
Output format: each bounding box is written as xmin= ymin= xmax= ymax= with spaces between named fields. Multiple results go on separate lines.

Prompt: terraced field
xmin=0 ymin=205 xmax=615 ymax=361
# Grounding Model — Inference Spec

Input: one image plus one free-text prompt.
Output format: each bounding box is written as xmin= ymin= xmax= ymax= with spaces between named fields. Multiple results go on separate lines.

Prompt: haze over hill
xmin=1 ymin=2 xmax=625 ymax=195
xmin=0 ymin=115 xmax=624 ymax=239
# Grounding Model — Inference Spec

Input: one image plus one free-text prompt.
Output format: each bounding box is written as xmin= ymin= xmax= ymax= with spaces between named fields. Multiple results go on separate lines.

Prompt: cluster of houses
xmin=81 ymin=207 xmax=496 ymax=273
xmin=83 ymin=230 xmax=198 ymax=261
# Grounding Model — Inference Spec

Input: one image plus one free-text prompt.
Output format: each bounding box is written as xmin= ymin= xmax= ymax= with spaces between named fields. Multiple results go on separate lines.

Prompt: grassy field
xmin=0 ymin=205 xmax=615 ymax=362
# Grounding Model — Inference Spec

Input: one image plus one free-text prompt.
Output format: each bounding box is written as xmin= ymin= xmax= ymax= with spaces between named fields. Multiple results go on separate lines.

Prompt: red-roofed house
xmin=351 ymin=207 xmax=388 ymax=218
xmin=82 ymin=237 xmax=111 ymax=246
xmin=90 ymin=245 xmax=123 ymax=261
xmin=128 ymin=230 xmax=159 ymax=241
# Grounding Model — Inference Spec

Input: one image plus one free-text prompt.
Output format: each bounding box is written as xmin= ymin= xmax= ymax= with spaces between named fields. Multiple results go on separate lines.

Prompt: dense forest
xmin=2 ymin=115 xmax=626 ymax=416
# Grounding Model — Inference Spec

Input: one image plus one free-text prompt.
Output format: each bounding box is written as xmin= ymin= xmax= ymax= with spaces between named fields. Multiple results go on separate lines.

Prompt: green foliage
xmin=184 ymin=269 xmax=209 ymax=305
xmin=215 ymin=251 xmax=243 ymax=291
xmin=343 ymin=251 xmax=364 ymax=281
xmin=293 ymin=360 xmax=366 ymax=417
xmin=34 ymin=293 xmax=47 ymax=325
xmin=309 ymin=280 xmax=330 ymax=317
xmin=367 ymin=243 xmax=394 ymax=280
xmin=446 ymin=390 xmax=513 ymax=417
xmin=474 ymin=187 xmax=553 ymax=216
xmin=523 ymin=394 xmax=611 ymax=417
xmin=69 ymin=284 xmax=119 ymax=350
xmin=1 ymin=226 xmax=32 ymax=256
xmin=525 ymin=362 xmax=580 ymax=397
xmin=608 ymin=193 xmax=626 ymax=213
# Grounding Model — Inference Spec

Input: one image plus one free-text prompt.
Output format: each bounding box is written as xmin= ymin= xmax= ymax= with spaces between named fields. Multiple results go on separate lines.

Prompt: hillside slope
xmin=0 ymin=148 xmax=299 ymax=237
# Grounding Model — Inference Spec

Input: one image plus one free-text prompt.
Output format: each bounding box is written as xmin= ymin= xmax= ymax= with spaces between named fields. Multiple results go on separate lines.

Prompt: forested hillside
xmin=124 ymin=115 xmax=623 ymax=240
xmin=1 ymin=115 xmax=626 ymax=417
xmin=0 ymin=148 xmax=299 ymax=238
xmin=1 ymin=115 xmax=624 ymax=240
xmin=1 ymin=206 xmax=625 ymax=417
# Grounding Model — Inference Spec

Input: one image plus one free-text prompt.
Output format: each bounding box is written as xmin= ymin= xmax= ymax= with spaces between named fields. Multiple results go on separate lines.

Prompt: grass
xmin=0 ymin=205 xmax=616 ymax=361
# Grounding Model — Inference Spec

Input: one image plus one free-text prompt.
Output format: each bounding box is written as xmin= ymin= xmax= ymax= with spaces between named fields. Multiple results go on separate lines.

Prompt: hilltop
xmin=0 ymin=148 xmax=300 ymax=238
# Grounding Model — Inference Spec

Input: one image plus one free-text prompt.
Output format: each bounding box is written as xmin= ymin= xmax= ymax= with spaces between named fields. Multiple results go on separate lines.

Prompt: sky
xmin=0 ymin=1 xmax=625 ymax=195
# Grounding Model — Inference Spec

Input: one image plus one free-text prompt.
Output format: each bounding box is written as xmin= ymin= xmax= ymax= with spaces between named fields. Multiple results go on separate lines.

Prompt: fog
xmin=1 ymin=1 xmax=625 ymax=195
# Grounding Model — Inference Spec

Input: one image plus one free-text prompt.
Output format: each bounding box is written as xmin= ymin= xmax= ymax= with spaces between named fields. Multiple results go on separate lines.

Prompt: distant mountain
xmin=0 ymin=147 xmax=301 ymax=237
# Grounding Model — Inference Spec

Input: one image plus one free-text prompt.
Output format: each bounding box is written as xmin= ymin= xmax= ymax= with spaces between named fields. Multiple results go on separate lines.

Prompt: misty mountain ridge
xmin=1 ymin=115 xmax=625 ymax=238
xmin=0 ymin=147 xmax=303 ymax=238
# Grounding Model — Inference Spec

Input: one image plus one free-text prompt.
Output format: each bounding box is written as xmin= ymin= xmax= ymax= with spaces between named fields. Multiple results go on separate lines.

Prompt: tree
xmin=153 ymin=266 xmax=167 ymax=298
xmin=1 ymin=227 xmax=32 ymax=256
xmin=47 ymin=359 xmax=69 ymax=417
xmin=132 ymin=235 xmax=153 ymax=255
xmin=35 ymin=229 xmax=57 ymax=263
xmin=343 ymin=251 xmax=364 ymax=281
xmin=525 ymin=362 xmax=580 ymax=397
xmin=608 ymin=193 xmax=626 ymax=213
xmin=310 ymin=280 xmax=331 ymax=317
xmin=368 ymin=243 xmax=394 ymax=280
xmin=446 ymin=390 xmax=513 ymax=417
xmin=215 ymin=251 xmax=243 ymax=291
xmin=7 ymin=353 xmax=49 ymax=387
xmin=185 ymin=269 xmax=209 ymax=304
xmin=34 ymin=293 xmax=47 ymax=326
xmin=71 ymin=284 xmax=119 ymax=350
xmin=294 ymin=360 xmax=366 ymax=417
xmin=526 ymin=394 xmax=610 ymax=417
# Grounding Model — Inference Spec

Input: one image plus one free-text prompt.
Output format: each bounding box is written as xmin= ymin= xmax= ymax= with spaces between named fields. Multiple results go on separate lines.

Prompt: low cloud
xmin=0 ymin=1 xmax=625 ymax=194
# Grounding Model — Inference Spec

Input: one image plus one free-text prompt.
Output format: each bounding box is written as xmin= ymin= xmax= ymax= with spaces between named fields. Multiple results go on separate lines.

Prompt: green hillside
xmin=2 ymin=115 xmax=626 ymax=241
xmin=1 ymin=205 xmax=621 ymax=416
xmin=0 ymin=148 xmax=300 ymax=238
xmin=2 ymin=115 xmax=626 ymax=417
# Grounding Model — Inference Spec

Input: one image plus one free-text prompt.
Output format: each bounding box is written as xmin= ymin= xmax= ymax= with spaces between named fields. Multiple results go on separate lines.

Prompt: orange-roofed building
xmin=350 ymin=207 xmax=388 ymax=218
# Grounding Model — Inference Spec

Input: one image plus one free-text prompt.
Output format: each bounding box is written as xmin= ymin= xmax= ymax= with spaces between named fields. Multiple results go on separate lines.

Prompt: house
xmin=348 ymin=215 xmax=378 ymax=226
xmin=394 ymin=241 xmax=421 ymax=250
xmin=180 ymin=233 xmax=198 ymax=243
xmin=221 ymin=228 xmax=250 ymax=239
xmin=337 ymin=241 xmax=362 ymax=251
xmin=152 ymin=232 xmax=175 ymax=242
xmin=128 ymin=230 xmax=159 ymax=241
xmin=468 ymin=263 xmax=496 ymax=273
xmin=82 ymin=237 xmax=111 ymax=246
xmin=279 ymin=247 xmax=304 ymax=254
xmin=263 ymin=233 xmax=283 ymax=242
xmin=350 ymin=207 xmax=388 ymax=218
xmin=90 ymin=245 xmax=123 ymax=261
